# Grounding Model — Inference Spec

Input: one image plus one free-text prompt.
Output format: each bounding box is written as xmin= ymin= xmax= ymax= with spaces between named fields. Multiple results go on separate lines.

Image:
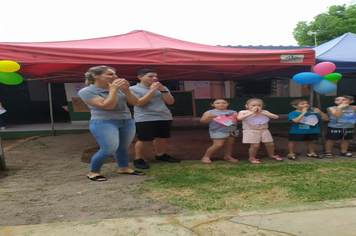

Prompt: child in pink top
xmin=237 ymin=98 xmax=282 ymax=164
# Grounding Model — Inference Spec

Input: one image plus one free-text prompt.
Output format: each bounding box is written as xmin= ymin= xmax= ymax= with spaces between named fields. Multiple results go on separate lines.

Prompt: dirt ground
xmin=0 ymin=127 xmax=351 ymax=227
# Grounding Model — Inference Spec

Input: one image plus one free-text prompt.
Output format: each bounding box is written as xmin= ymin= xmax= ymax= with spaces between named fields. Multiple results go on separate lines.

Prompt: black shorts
xmin=289 ymin=133 xmax=319 ymax=141
xmin=325 ymin=127 xmax=354 ymax=140
xmin=135 ymin=120 xmax=172 ymax=141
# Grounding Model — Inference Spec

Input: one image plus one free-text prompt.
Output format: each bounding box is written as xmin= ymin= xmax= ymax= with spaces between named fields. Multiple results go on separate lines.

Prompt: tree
xmin=293 ymin=3 xmax=356 ymax=46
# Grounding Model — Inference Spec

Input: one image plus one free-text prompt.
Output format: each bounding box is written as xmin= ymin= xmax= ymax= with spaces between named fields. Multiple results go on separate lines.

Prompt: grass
xmin=140 ymin=160 xmax=356 ymax=211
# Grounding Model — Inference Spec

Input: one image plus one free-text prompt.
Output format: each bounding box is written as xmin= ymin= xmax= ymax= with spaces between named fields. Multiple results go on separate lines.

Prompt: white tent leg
xmin=47 ymin=81 xmax=55 ymax=136
xmin=316 ymin=93 xmax=326 ymax=153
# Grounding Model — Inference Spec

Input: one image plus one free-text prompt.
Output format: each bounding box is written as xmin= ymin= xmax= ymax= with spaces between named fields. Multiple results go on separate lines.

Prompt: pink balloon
xmin=313 ymin=62 xmax=336 ymax=76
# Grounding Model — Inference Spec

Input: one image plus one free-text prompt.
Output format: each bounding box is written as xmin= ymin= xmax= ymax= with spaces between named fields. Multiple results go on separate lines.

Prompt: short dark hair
xmin=211 ymin=98 xmax=229 ymax=103
xmin=335 ymin=95 xmax=354 ymax=101
xmin=137 ymin=68 xmax=157 ymax=76
xmin=210 ymin=98 xmax=229 ymax=108
xmin=290 ymin=99 xmax=308 ymax=106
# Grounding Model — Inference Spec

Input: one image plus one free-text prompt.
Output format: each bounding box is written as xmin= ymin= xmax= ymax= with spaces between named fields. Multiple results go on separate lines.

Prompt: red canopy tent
xmin=0 ymin=30 xmax=315 ymax=82
xmin=0 ymin=31 xmax=317 ymax=169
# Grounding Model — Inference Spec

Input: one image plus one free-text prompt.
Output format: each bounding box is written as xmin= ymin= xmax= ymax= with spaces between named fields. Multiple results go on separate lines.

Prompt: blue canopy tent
xmin=314 ymin=32 xmax=356 ymax=73
xmin=314 ymin=32 xmax=356 ymax=98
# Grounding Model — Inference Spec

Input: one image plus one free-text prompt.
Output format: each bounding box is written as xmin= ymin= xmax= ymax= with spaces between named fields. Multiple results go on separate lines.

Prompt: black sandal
xmin=87 ymin=175 xmax=107 ymax=181
xmin=307 ymin=152 xmax=323 ymax=159
xmin=118 ymin=170 xmax=145 ymax=175
xmin=340 ymin=152 xmax=355 ymax=158
xmin=324 ymin=152 xmax=335 ymax=158
xmin=287 ymin=153 xmax=298 ymax=161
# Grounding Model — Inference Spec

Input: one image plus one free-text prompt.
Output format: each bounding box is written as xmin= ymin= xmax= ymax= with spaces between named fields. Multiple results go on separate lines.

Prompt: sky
xmin=0 ymin=0 xmax=354 ymax=46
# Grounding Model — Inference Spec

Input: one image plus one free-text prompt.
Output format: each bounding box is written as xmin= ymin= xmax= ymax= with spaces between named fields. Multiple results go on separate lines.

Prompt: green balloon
xmin=0 ymin=72 xmax=23 ymax=85
xmin=323 ymin=73 xmax=342 ymax=82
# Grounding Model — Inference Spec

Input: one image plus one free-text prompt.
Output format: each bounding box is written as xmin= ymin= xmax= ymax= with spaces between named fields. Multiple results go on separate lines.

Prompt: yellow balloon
xmin=0 ymin=60 xmax=21 ymax=72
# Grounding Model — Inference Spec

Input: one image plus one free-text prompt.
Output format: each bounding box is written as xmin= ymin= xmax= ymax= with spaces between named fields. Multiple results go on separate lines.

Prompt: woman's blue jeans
xmin=89 ymin=119 xmax=135 ymax=172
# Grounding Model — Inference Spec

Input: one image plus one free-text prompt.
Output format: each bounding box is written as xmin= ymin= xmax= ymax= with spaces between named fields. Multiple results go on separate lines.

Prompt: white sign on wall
xmin=64 ymin=83 xmax=85 ymax=101
xmin=184 ymin=81 xmax=211 ymax=98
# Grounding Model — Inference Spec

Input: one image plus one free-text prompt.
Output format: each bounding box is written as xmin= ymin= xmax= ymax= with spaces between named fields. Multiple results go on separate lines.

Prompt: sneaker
xmin=133 ymin=158 xmax=150 ymax=169
xmin=155 ymin=154 xmax=180 ymax=163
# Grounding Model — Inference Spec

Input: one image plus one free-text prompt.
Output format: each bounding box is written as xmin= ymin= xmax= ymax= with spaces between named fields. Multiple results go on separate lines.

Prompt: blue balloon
xmin=313 ymin=79 xmax=337 ymax=94
xmin=292 ymin=72 xmax=323 ymax=84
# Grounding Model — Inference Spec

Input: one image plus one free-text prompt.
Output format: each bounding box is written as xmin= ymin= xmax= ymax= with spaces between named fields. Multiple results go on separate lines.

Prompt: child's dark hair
xmin=211 ymin=98 xmax=229 ymax=103
xmin=336 ymin=95 xmax=354 ymax=101
xmin=137 ymin=68 xmax=157 ymax=76
xmin=210 ymin=98 xmax=229 ymax=108
xmin=290 ymin=99 xmax=308 ymax=106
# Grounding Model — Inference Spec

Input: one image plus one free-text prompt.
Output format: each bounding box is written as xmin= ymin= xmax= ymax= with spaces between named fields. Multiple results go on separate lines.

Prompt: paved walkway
xmin=1 ymin=198 xmax=356 ymax=236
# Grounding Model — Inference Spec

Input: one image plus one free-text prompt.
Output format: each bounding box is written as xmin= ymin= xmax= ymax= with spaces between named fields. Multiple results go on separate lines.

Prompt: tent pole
xmin=222 ymin=81 xmax=226 ymax=98
xmin=309 ymin=85 xmax=314 ymax=106
xmin=47 ymin=80 xmax=55 ymax=136
xmin=0 ymin=131 xmax=6 ymax=171
xmin=316 ymin=93 xmax=326 ymax=153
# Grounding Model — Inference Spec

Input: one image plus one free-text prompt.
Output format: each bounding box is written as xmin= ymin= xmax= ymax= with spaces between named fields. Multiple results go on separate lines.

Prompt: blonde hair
xmin=246 ymin=98 xmax=264 ymax=106
xmin=84 ymin=65 xmax=116 ymax=86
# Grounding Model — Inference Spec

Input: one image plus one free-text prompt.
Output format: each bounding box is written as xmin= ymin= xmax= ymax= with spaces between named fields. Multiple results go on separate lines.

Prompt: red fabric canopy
xmin=0 ymin=30 xmax=315 ymax=82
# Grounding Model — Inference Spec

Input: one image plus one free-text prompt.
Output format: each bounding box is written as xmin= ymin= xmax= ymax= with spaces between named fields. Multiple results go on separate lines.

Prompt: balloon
xmin=292 ymin=72 xmax=323 ymax=84
xmin=0 ymin=60 xmax=21 ymax=73
xmin=0 ymin=72 xmax=23 ymax=85
xmin=313 ymin=79 xmax=337 ymax=94
xmin=323 ymin=73 xmax=342 ymax=82
xmin=313 ymin=62 xmax=336 ymax=76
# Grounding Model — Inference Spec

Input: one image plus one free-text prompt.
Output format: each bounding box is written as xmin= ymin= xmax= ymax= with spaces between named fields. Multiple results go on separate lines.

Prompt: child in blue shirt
xmin=287 ymin=99 xmax=329 ymax=160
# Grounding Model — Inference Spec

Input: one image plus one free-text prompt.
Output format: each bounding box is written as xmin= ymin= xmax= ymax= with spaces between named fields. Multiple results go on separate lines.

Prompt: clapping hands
xmin=150 ymin=82 xmax=165 ymax=92
xmin=207 ymin=112 xmax=219 ymax=119
xmin=251 ymin=106 xmax=262 ymax=114
xmin=338 ymin=102 xmax=351 ymax=109
xmin=310 ymin=107 xmax=322 ymax=114
xmin=109 ymin=78 xmax=130 ymax=90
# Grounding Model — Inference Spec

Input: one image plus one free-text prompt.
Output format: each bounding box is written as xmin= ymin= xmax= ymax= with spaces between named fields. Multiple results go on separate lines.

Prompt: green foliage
xmin=293 ymin=3 xmax=356 ymax=46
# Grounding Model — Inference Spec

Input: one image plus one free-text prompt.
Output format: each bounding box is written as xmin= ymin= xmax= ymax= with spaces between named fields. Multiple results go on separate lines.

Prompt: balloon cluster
xmin=292 ymin=62 xmax=341 ymax=94
xmin=0 ymin=60 xmax=23 ymax=85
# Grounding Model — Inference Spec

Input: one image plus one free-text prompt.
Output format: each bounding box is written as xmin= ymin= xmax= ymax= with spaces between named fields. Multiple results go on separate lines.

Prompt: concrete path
xmin=1 ymin=198 xmax=356 ymax=236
